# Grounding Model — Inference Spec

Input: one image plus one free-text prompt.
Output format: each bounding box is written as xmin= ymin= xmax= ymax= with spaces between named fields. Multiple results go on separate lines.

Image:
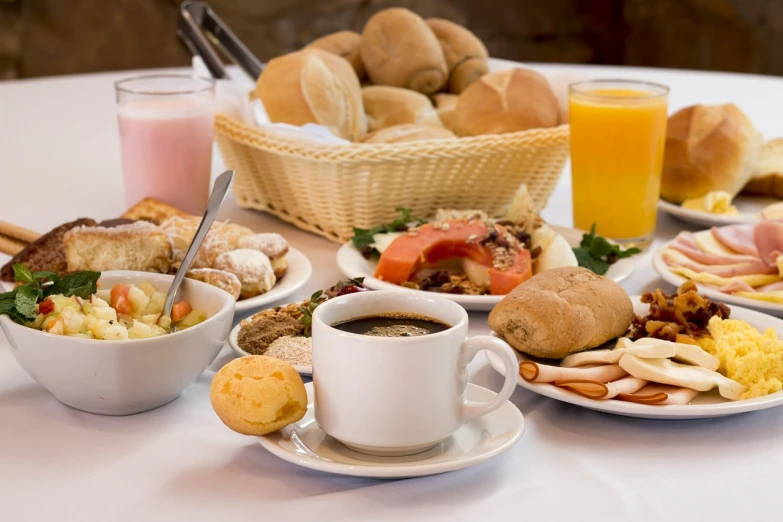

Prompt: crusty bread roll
xmin=360 ymin=8 xmax=448 ymax=95
xmin=661 ymin=103 xmax=763 ymax=203
xmin=488 ymin=267 xmax=633 ymax=359
xmin=306 ymin=30 xmax=366 ymax=81
xmin=362 ymin=86 xmax=442 ymax=131
xmin=453 ymin=68 xmax=560 ymax=136
xmin=210 ymin=356 xmax=307 ymax=436
xmin=425 ymin=18 xmax=488 ymax=94
xmin=742 ymin=138 xmax=783 ymax=198
xmin=433 ymin=93 xmax=458 ymax=131
xmin=255 ymin=48 xmax=367 ymax=141
xmin=359 ymin=123 xmax=457 ymax=144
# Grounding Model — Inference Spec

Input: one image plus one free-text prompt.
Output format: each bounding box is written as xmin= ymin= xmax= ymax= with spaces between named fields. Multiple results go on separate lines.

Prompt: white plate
xmin=234 ymin=247 xmax=312 ymax=313
xmin=658 ymin=196 xmax=779 ymax=228
xmin=652 ymin=242 xmax=783 ymax=317
xmin=227 ymin=322 xmax=312 ymax=376
xmin=486 ymin=297 xmax=783 ymax=419
xmin=336 ymin=225 xmax=635 ymax=312
xmin=257 ymin=382 xmax=525 ymax=478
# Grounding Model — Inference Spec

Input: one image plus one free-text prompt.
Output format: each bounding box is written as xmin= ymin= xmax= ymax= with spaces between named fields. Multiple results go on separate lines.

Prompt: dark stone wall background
xmin=1 ymin=0 xmax=782 ymax=80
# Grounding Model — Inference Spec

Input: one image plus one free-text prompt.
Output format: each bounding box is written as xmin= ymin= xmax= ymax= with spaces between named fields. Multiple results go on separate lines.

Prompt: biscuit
xmin=237 ymin=233 xmax=289 ymax=278
xmin=159 ymin=216 xmax=229 ymax=269
xmin=210 ymin=356 xmax=307 ymax=436
xmin=214 ymin=249 xmax=276 ymax=299
xmin=186 ymin=268 xmax=242 ymax=301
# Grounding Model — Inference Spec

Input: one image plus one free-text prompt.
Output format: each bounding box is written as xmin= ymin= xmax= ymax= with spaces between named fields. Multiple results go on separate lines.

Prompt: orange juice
xmin=569 ymin=81 xmax=669 ymax=246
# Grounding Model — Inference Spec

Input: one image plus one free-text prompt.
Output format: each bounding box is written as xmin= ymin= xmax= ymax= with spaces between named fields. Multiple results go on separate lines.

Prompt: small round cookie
xmin=186 ymin=268 xmax=242 ymax=301
xmin=214 ymin=249 xmax=276 ymax=299
xmin=237 ymin=233 xmax=289 ymax=278
xmin=160 ymin=215 xmax=229 ymax=269
xmin=210 ymin=355 xmax=307 ymax=436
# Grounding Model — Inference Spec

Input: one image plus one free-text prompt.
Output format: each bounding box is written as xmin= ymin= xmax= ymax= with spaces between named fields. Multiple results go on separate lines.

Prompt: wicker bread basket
xmin=215 ymin=113 xmax=570 ymax=243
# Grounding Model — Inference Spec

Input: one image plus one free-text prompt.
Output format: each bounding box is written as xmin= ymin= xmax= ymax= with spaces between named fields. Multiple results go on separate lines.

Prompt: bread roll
xmin=453 ymin=68 xmax=560 ymax=136
xmin=661 ymin=103 xmax=762 ymax=203
xmin=255 ymin=48 xmax=367 ymax=141
xmin=360 ymin=8 xmax=448 ymax=95
xmin=359 ymin=124 xmax=457 ymax=144
xmin=488 ymin=267 xmax=633 ymax=359
xmin=306 ymin=30 xmax=366 ymax=80
xmin=425 ymin=18 xmax=488 ymax=94
xmin=742 ymin=138 xmax=783 ymax=198
xmin=362 ymin=86 xmax=442 ymax=131
xmin=433 ymin=93 xmax=458 ymax=131
xmin=210 ymin=356 xmax=307 ymax=436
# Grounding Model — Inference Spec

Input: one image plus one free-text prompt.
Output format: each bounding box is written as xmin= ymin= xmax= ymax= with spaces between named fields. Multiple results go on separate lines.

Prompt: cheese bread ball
xmin=214 ymin=249 xmax=276 ymax=299
xmin=210 ymin=356 xmax=307 ymax=436
xmin=237 ymin=233 xmax=289 ymax=278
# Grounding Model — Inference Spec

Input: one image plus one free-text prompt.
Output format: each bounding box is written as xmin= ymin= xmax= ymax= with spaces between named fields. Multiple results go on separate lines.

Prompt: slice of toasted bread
xmin=1 ymin=218 xmax=98 ymax=282
xmin=122 ymin=197 xmax=189 ymax=224
xmin=63 ymin=221 xmax=173 ymax=273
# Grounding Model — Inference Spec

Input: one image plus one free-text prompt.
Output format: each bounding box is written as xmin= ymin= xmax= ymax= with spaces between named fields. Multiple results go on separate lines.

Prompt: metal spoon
xmin=163 ymin=170 xmax=234 ymax=319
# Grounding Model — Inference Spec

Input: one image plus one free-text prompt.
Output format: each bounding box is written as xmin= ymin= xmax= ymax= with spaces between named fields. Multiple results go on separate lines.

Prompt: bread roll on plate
xmin=489 ymin=267 xmax=633 ymax=359
xmin=742 ymin=138 xmax=783 ymax=198
xmin=425 ymin=18 xmax=488 ymax=94
xmin=453 ymin=68 xmax=560 ymax=136
xmin=359 ymin=124 xmax=457 ymax=144
xmin=306 ymin=30 xmax=365 ymax=80
xmin=362 ymin=86 xmax=442 ymax=131
xmin=255 ymin=48 xmax=367 ymax=141
xmin=661 ymin=103 xmax=763 ymax=203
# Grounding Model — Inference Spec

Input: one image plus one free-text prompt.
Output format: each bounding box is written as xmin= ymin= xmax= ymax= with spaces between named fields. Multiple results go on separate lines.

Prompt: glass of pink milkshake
xmin=115 ymin=75 xmax=216 ymax=215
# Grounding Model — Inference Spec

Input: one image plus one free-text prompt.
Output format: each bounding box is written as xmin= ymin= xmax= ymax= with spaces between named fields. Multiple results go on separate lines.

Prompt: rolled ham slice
xmin=519 ymin=361 xmax=627 ymax=384
xmin=711 ymin=225 xmax=759 ymax=257
xmin=616 ymin=384 xmax=699 ymax=405
xmin=670 ymin=232 xmax=760 ymax=265
xmin=663 ymin=248 xmax=777 ymax=277
xmin=558 ymin=376 xmax=648 ymax=400
xmin=754 ymin=221 xmax=783 ymax=265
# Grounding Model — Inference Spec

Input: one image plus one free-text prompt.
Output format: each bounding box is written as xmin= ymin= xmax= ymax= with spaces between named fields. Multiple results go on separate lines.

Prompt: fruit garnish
xmin=351 ymin=207 xmax=425 ymax=257
xmin=573 ymin=224 xmax=640 ymax=275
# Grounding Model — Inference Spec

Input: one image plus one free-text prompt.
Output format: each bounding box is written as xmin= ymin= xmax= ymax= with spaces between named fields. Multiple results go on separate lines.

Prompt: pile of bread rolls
xmin=255 ymin=8 xmax=561 ymax=144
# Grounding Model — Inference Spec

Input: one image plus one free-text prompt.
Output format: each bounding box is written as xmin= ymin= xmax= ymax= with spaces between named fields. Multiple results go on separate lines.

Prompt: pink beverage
xmin=115 ymin=75 xmax=215 ymax=215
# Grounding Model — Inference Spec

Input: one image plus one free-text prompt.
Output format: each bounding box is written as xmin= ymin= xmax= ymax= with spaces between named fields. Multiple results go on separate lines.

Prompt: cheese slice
xmin=670 ymin=267 xmax=780 ymax=288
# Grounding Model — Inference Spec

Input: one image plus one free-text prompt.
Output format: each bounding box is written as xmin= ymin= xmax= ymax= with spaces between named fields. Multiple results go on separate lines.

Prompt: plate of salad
xmin=336 ymin=206 xmax=636 ymax=311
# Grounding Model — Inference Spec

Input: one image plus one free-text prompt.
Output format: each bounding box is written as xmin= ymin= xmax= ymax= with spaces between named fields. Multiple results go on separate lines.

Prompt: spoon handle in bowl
xmin=163 ymin=170 xmax=234 ymax=318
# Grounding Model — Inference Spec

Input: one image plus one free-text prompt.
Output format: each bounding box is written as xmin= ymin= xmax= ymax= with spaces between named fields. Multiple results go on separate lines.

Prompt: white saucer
xmin=486 ymin=297 xmax=783 ymax=420
xmin=652 ymin=242 xmax=783 ymax=317
xmin=234 ymin=247 xmax=312 ymax=313
xmin=227 ymin=322 xmax=311 ymax=376
xmin=257 ymin=382 xmax=525 ymax=478
xmin=336 ymin=225 xmax=635 ymax=312
xmin=658 ymin=196 xmax=778 ymax=228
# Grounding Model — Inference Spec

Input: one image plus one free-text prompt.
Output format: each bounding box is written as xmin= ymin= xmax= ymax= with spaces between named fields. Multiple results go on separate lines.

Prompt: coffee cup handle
xmin=458 ymin=335 xmax=519 ymax=421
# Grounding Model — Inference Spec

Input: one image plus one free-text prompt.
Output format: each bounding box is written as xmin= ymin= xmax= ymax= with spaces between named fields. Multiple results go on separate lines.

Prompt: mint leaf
xmin=15 ymin=285 xmax=41 ymax=321
xmin=0 ymin=289 xmax=17 ymax=316
xmin=350 ymin=207 xmax=424 ymax=253
xmin=573 ymin=247 xmax=609 ymax=275
xmin=615 ymin=246 xmax=641 ymax=259
xmin=13 ymin=264 xmax=35 ymax=286
xmin=44 ymin=271 xmax=100 ymax=299
xmin=588 ymin=236 xmax=613 ymax=258
xmin=32 ymin=271 xmax=59 ymax=283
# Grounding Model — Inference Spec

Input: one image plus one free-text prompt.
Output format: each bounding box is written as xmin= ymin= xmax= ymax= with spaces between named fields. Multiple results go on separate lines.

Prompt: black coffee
xmin=332 ymin=313 xmax=450 ymax=337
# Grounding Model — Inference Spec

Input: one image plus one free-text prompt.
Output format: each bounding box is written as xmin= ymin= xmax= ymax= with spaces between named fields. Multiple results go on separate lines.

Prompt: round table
xmin=2 ymin=63 xmax=782 ymax=521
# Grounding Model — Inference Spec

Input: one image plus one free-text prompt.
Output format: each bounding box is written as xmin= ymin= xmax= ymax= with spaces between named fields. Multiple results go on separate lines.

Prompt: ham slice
xmin=518 ymin=362 xmax=627 ymax=384
xmin=616 ymin=384 xmax=699 ymax=405
xmin=558 ymin=376 xmax=648 ymax=400
xmin=670 ymin=232 xmax=760 ymax=265
xmin=710 ymin=280 xmax=783 ymax=294
xmin=662 ymin=249 xmax=777 ymax=277
xmin=711 ymin=225 xmax=759 ymax=256
xmin=754 ymin=221 xmax=783 ymax=265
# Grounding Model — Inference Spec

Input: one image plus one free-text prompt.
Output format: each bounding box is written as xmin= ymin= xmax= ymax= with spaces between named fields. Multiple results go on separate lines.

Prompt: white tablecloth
xmin=1 ymin=62 xmax=782 ymax=521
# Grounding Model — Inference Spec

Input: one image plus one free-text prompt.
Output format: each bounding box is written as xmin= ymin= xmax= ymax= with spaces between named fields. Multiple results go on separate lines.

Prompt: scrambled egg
xmin=681 ymin=191 xmax=738 ymax=215
xmin=697 ymin=317 xmax=783 ymax=399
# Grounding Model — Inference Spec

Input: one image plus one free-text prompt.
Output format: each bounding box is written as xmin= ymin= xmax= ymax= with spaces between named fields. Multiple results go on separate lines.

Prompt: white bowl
xmin=0 ymin=271 xmax=235 ymax=415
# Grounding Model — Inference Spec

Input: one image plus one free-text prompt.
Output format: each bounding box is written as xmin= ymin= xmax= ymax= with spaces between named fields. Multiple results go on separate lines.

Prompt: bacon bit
xmin=38 ymin=299 xmax=55 ymax=315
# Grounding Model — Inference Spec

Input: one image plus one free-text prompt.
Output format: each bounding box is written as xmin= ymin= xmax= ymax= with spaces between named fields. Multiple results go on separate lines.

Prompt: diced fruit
xmin=50 ymin=295 xmax=77 ymax=313
xmin=66 ymin=332 xmax=94 ymax=339
xmin=176 ymin=309 xmax=207 ymax=329
xmin=94 ymin=290 xmax=111 ymax=303
xmin=91 ymin=306 xmax=118 ymax=322
xmin=144 ymin=291 xmax=165 ymax=315
xmin=64 ymin=311 xmax=83 ymax=335
xmin=92 ymin=296 xmax=110 ymax=308
xmin=140 ymin=313 xmax=161 ymax=325
xmin=103 ymin=324 xmax=129 ymax=340
xmin=38 ymin=299 xmax=55 ymax=315
xmin=158 ymin=315 xmax=172 ymax=330
xmin=88 ymin=319 xmax=110 ymax=339
xmin=128 ymin=320 xmax=153 ymax=339
xmin=46 ymin=319 xmax=64 ymax=335
xmin=171 ymin=300 xmax=193 ymax=322
xmin=111 ymin=284 xmax=133 ymax=315
xmin=128 ymin=286 xmax=150 ymax=313
xmin=137 ymin=282 xmax=157 ymax=297
xmin=81 ymin=301 xmax=93 ymax=315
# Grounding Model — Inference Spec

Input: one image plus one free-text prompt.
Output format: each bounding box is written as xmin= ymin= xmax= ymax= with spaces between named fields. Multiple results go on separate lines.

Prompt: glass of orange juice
xmin=569 ymin=80 xmax=669 ymax=249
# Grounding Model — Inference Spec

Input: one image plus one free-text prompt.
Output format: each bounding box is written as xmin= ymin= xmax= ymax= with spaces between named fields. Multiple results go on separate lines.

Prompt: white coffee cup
xmin=312 ymin=290 xmax=519 ymax=456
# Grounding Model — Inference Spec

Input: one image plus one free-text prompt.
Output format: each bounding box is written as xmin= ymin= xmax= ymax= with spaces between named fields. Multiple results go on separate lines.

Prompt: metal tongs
xmin=177 ymin=0 xmax=265 ymax=80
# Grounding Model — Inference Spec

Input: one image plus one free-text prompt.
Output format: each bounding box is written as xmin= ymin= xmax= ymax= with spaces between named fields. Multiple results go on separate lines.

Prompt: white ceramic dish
xmin=227 ymin=322 xmax=311 ymax=376
xmin=336 ymin=225 xmax=635 ymax=312
xmin=234 ymin=247 xmax=312 ymax=313
xmin=658 ymin=196 xmax=778 ymax=228
xmin=486 ymin=297 xmax=783 ymax=419
xmin=652 ymin=242 xmax=783 ymax=316
xmin=257 ymin=382 xmax=525 ymax=478
xmin=0 ymin=271 xmax=235 ymax=415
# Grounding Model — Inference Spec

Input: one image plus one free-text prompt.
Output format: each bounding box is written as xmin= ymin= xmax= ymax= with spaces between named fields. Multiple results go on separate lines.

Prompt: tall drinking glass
xmin=569 ymin=80 xmax=669 ymax=249
xmin=115 ymin=75 xmax=216 ymax=215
